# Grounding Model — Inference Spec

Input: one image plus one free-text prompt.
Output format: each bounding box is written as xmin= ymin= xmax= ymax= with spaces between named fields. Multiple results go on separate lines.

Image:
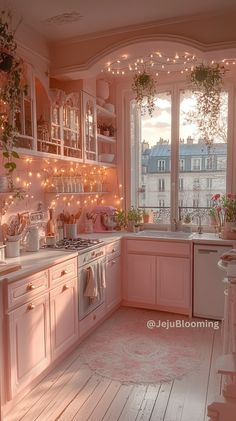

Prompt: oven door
xmin=78 ymin=259 xmax=105 ymax=320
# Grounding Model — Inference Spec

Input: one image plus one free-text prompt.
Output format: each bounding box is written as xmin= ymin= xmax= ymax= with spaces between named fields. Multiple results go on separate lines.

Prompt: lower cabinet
xmin=124 ymin=251 xmax=191 ymax=314
xmin=125 ymin=254 xmax=156 ymax=305
xmin=156 ymin=256 xmax=190 ymax=310
xmin=105 ymin=256 xmax=121 ymax=312
xmin=50 ymin=278 xmax=78 ymax=361
xmin=8 ymin=293 xmax=51 ymax=398
xmin=5 ymin=257 xmax=78 ymax=401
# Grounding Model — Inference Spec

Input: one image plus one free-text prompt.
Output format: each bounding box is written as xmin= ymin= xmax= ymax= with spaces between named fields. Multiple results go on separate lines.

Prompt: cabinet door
xmin=105 ymin=256 xmax=121 ymax=312
xmin=125 ymin=254 xmax=156 ymax=305
xmin=156 ymin=256 xmax=190 ymax=312
xmin=82 ymin=91 xmax=97 ymax=162
xmin=50 ymin=278 xmax=78 ymax=361
xmin=8 ymin=293 xmax=50 ymax=398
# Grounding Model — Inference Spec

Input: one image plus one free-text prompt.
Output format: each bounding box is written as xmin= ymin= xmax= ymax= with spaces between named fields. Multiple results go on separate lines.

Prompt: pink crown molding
xmin=49 ymin=10 xmax=233 ymax=46
xmin=50 ymin=33 xmax=236 ymax=79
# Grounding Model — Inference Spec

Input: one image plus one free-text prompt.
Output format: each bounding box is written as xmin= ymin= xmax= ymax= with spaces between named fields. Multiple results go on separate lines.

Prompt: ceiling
xmin=5 ymin=0 xmax=236 ymax=42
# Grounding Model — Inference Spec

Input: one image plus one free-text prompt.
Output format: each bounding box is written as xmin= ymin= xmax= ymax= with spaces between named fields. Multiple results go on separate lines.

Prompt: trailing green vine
xmin=190 ymin=63 xmax=226 ymax=146
xmin=0 ymin=11 xmax=27 ymax=177
xmin=132 ymin=71 xmax=157 ymax=117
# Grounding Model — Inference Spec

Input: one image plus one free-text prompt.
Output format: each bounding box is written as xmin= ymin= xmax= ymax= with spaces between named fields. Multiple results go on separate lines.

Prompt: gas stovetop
xmin=53 ymin=238 xmax=104 ymax=251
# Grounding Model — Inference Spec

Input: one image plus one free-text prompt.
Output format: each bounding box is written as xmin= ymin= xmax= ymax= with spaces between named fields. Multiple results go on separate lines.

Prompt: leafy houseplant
xmin=132 ymin=71 xmax=156 ymax=117
xmin=115 ymin=209 xmax=126 ymax=230
xmin=0 ymin=11 xmax=27 ymax=184
xmin=190 ymin=63 xmax=226 ymax=147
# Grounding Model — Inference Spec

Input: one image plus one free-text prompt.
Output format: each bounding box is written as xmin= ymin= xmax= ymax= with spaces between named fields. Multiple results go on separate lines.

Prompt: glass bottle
xmin=46 ymin=208 xmax=56 ymax=236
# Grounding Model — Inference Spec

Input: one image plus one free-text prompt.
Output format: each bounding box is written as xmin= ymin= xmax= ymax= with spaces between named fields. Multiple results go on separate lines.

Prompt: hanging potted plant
xmin=190 ymin=63 xmax=226 ymax=147
xmin=0 ymin=11 xmax=27 ymax=191
xmin=132 ymin=71 xmax=156 ymax=117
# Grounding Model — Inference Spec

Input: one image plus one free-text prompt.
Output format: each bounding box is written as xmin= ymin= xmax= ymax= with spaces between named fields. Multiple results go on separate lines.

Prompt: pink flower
xmin=212 ymin=194 xmax=220 ymax=201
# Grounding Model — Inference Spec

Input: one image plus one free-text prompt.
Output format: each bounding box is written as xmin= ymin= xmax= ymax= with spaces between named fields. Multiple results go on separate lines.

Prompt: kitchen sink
xmin=135 ymin=230 xmax=194 ymax=239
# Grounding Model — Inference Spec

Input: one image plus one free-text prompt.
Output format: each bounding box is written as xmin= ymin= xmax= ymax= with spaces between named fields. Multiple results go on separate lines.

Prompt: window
xmin=191 ymin=158 xmax=201 ymax=171
xmin=158 ymin=178 xmax=165 ymax=192
xmin=207 ymin=178 xmax=213 ymax=189
xmin=193 ymin=178 xmax=200 ymax=190
xmin=193 ymin=199 xmax=199 ymax=207
xmin=130 ymin=88 xmax=228 ymax=225
xmin=179 ymin=178 xmax=184 ymax=191
xmin=157 ymin=160 xmax=165 ymax=171
xmin=205 ymin=157 xmax=213 ymax=170
xmin=179 ymin=159 xmax=185 ymax=171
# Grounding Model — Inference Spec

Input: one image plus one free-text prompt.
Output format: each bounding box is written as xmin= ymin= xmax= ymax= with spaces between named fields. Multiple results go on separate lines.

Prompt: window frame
xmin=124 ymin=80 xmax=234 ymax=227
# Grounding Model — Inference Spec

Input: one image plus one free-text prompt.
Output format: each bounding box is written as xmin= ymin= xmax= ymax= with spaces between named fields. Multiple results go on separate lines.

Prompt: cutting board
xmin=0 ymin=263 xmax=22 ymax=276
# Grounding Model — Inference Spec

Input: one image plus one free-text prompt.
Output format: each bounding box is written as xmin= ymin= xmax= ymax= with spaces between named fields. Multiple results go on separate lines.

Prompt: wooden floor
xmin=5 ymin=311 xmax=222 ymax=421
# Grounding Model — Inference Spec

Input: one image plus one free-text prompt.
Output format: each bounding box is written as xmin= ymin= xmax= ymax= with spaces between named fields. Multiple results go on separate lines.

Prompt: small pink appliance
xmin=92 ymin=205 xmax=116 ymax=232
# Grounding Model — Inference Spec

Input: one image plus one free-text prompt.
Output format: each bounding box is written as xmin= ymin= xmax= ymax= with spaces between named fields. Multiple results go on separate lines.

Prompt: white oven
xmin=78 ymin=247 xmax=106 ymax=320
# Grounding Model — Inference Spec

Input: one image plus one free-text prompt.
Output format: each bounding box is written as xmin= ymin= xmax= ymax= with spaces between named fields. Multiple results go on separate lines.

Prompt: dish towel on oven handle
xmin=84 ymin=265 xmax=98 ymax=301
xmin=98 ymin=258 xmax=106 ymax=289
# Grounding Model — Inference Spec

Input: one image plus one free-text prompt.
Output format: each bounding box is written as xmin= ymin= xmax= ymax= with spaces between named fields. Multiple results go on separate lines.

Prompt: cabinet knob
xmin=61 ymin=270 xmax=68 ymax=276
xmin=112 ymin=249 xmax=115 ymax=253
xmin=27 ymin=283 xmax=35 ymax=291
xmin=27 ymin=303 xmax=35 ymax=310
xmin=63 ymin=284 xmax=69 ymax=291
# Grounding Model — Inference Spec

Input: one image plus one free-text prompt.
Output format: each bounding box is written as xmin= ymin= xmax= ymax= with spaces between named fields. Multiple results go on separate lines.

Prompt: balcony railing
xmin=139 ymin=206 xmax=211 ymax=225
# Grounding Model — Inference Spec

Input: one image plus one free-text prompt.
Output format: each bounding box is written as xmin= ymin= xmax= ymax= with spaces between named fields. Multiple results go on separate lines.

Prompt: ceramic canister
xmin=27 ymin=226 xmax=40 ymax=252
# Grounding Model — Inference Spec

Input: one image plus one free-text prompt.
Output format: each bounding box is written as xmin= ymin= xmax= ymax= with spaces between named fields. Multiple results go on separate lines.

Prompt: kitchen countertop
xmin=1 ymin=230 xmax=235 ymax=283
xmin=0 ymin=248 xmax=78 ymax=283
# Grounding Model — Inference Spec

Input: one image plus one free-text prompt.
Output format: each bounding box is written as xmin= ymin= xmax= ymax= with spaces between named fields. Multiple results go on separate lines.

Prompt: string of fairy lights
xmin=3 ymin=158 xmax=124 ymax=214
xmin=100 ymin=51 xmax=236 ymax=76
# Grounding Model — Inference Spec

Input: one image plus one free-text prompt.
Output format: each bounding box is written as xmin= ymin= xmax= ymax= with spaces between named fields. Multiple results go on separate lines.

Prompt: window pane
xmin=179 ymin=89 xmax=228 ymax=224
xmin=132 ymin=92 xmax=171 ymax=223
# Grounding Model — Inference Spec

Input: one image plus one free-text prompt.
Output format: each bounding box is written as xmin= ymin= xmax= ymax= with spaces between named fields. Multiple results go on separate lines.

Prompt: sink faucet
xmin=197 ymin=214 xmax=203 ymax=235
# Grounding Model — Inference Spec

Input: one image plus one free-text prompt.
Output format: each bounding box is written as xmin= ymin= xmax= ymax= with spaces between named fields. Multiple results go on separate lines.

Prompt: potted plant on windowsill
xmin=0 ymin=11 xmax=27 ymax=192
xmin=190 ymin=63 xmax=226 ymax=148
xmin=127 ymin=206 xmax=143 ymax=232
xmin=132 ymin=71 xmax=156 ymax=117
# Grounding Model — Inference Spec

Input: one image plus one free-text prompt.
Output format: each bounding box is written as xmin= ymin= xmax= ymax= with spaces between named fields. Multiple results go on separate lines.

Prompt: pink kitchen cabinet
xmin=156 ymin=256 xmax=190 ymax=311
xmin=123 ymin=239 xmax=191 ymax=315
xmin=105 ymin=255 xmax=121 ymax=312
xmin=7 ymin=293 xmax=51 ymax=399
xmin=125 ymin=254 xmax=156 ymax=305
xmin=50 ymin=277 xmax=78 ymax=361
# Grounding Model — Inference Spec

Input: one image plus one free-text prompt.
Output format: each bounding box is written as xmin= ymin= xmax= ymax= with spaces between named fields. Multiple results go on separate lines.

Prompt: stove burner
xmin=54 ymin=238 xmax=103 ymax=251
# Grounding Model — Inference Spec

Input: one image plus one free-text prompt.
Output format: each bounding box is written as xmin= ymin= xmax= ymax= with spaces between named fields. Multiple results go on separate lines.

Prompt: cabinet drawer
xmin=126 ymin=239 xmax=190 ymax=257
xmin=7 ymin=270 xmax=49 ymax=309
xmin=79 ymin=303 xmax=106 ymax=337
xmin=49 ymin=257 xmax=77 ymax=287
xmin=106 ymin=241 xmax=121 ymax=260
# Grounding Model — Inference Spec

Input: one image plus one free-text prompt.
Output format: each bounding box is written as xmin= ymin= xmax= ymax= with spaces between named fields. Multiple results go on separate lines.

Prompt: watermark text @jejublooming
xmin=146 ymin=319 xmax=220 ymax=330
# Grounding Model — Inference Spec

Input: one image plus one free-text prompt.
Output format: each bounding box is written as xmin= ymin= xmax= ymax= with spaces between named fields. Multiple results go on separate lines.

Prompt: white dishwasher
xmin=193 ymin=244 xmax=232 ymax=320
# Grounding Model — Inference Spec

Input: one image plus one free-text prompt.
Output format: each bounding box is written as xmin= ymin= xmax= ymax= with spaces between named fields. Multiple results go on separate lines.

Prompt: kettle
xmin=27 ymin=226 xmax=40 ymax=252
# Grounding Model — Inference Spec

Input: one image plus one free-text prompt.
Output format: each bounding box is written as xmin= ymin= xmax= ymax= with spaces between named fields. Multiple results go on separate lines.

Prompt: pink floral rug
xmin=78 ymin=308 xmax=203 ymax=384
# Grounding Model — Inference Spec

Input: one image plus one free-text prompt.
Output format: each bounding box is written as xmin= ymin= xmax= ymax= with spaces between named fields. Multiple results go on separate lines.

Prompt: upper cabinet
xmin=15 ymin=64 xmax=35 ymax=150
xmin=63 ymin=93 xmax=82 ymax=160
xmin=82 ymin=91 xmax=97 ymax=163
xmin=15 ymin=71 xmax=117 ymax=167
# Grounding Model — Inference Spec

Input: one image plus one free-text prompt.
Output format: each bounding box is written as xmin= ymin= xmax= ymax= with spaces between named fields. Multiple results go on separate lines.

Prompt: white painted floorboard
xmin=4 ymin=311 xmax=221 ymax=421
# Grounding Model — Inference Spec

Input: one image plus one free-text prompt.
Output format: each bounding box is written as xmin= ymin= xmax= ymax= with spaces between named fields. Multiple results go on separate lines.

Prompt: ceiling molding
xmin=50 ymin=33 xmax=236 ymax=78
xmin=48 ymin=10 xmax=236 ymax=46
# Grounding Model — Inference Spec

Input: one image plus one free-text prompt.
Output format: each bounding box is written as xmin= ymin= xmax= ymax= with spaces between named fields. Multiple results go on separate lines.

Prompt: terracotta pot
xmin=143 ymin=214 xmax=150 ymax=223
